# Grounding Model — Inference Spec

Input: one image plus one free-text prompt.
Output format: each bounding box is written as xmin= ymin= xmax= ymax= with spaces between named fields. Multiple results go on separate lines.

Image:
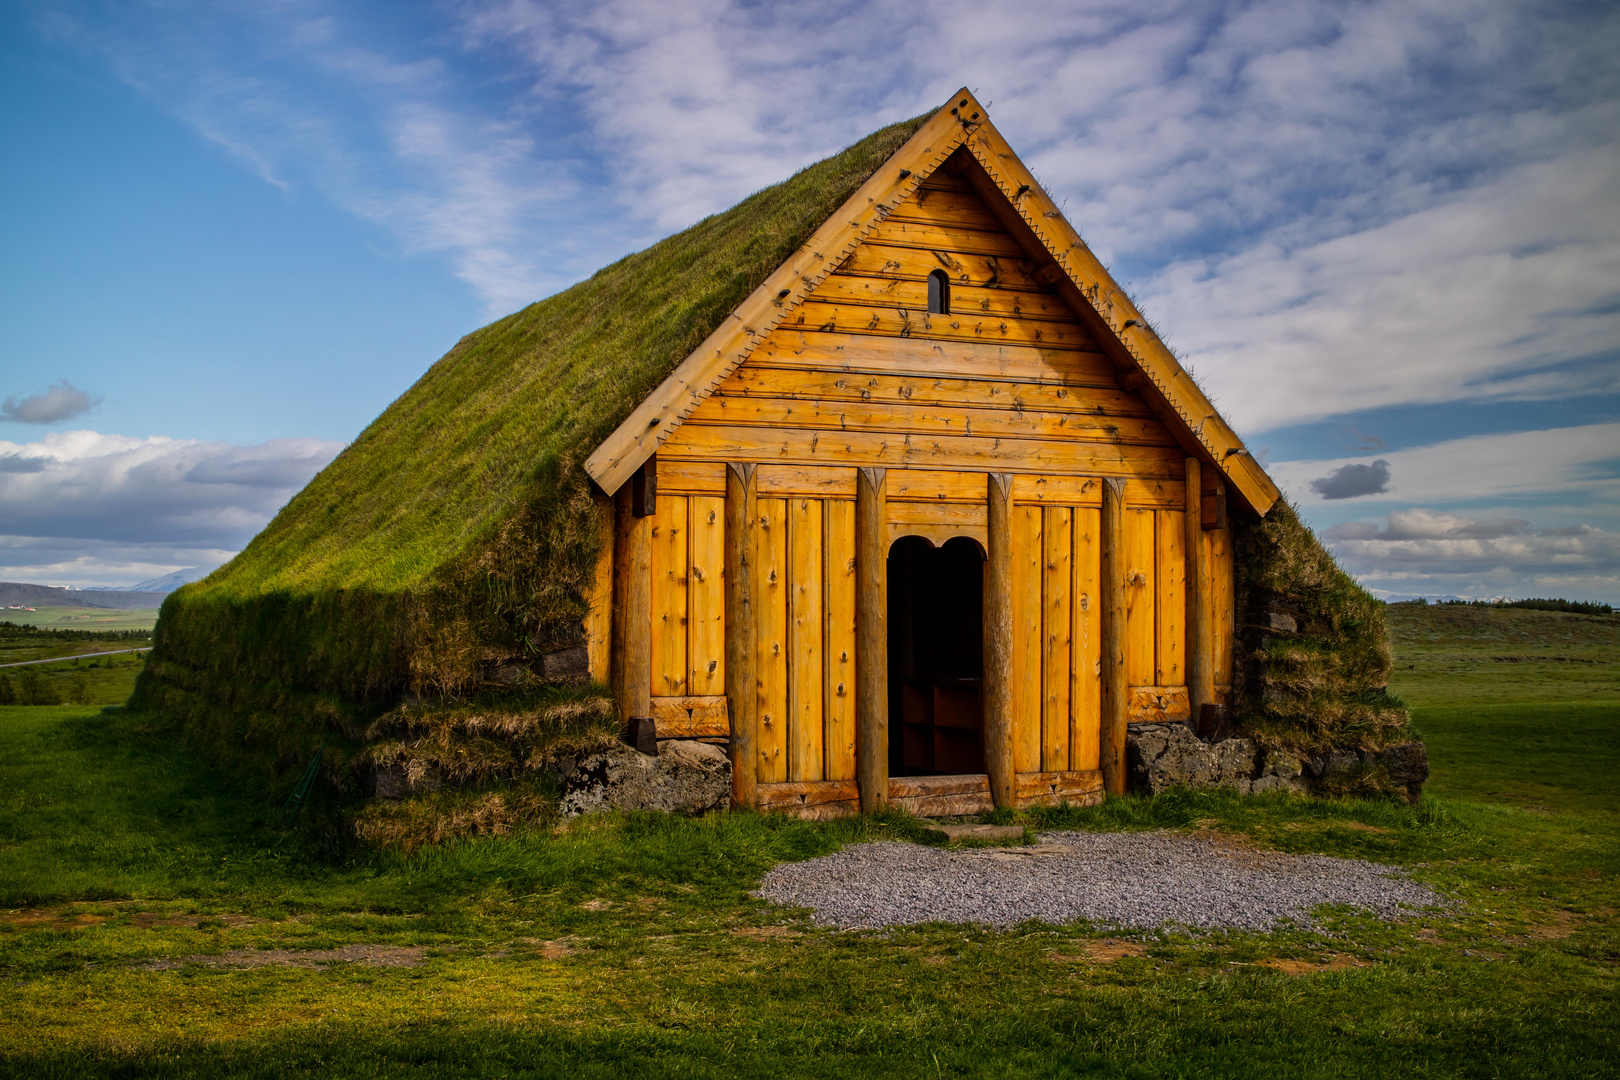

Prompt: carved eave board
xmin=584 ymin=87 xmax=1280 ymax=517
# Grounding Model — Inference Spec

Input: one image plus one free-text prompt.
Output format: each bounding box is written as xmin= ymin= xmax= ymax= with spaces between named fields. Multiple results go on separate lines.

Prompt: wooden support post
xmin=1184 ymin=458 xmax=1213 ymax=724
xmin=983 ymin=473 xmax=1016 ymax=810
xmin=615 ymin=486 xmax=653 ymax=728
xmin=725 ymin=463 xmax=758 ymax=809
xmin=855 ymin=466 xmax=888 ymax=814
xmin=1099 ymin=478 xmax=1128 ymax=797
xmin=630 ymin=454 xmax=657 ymax=518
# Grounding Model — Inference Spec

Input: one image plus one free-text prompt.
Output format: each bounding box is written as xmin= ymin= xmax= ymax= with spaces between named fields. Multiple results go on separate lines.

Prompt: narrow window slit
xmin=927 ymin=269 xmax=951 ymax=315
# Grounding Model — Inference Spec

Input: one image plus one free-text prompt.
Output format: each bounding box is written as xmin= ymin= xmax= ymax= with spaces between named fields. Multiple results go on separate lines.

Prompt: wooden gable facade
xmin=583 ymin=90 xmax=1280 ymax=818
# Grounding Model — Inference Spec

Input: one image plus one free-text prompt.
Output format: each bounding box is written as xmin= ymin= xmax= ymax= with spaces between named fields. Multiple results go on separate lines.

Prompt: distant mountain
xmin=82 ymin=566 xmax=215 ymax=595
xmin=129 ymin=567 xmax=213 ymax=593
xmin=0 ymin=582 xmax=168 ymax=610
xmin=1369 ymin=590 xmax=1512 ymax=604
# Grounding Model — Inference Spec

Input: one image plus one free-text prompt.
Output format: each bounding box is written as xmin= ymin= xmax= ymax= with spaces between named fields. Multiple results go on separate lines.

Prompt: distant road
xmin=0 ymin=647 xmax=152 ymax=669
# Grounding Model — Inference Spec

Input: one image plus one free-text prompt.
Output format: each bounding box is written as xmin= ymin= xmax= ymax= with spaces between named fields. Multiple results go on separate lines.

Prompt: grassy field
xmin=0 ymin=625 xmax=151 ymax=707
xmin=0 ymin=606 xmax=1614 ymax=1077
xmin=1 ymin=606 xmax=161 ymax=632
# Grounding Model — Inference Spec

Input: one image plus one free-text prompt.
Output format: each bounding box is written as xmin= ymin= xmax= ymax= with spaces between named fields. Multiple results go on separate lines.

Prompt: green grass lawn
xmin=1 ymin=606 xmax=161 ymax=632
xmin=0 ymin=607 xmax=1615 ymax=1077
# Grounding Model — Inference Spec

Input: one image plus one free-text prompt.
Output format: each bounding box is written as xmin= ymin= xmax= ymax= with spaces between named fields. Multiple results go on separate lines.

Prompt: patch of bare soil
xmin=513 ymin=938 xmax=577 ymax=959
xmin=1 ymin=907 xmax=262 ymax=931
xmin=730 ymin=926 xmax=804 ymax=940
xmin=136 ymin=945 xmax=429 ymax=971
xmin=1259 ymin=954 xmax=1369 ymax=975
xmin=130 ymin=913 xmax=261 ymax=930
xmin=1051 ymin=939 xmax=1148 ymax=963
xmin=1513 ymin=907 xmax=1614 ymax=942
xmin=973 ymin=844 xmax=1074 ymax=862
xmin=580 ymin=899 xmax=612 ymax=912
xmin=1 ymin=910 xmax=108 ymax=927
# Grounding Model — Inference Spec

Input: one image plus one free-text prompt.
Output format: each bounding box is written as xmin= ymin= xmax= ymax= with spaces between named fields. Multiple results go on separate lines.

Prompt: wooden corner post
xmin=1099 ymin=478 xmax=1129 ymax=797
xmin=983 ymin=473 xmax=1016 ymax=810
xmin=1184 ymin=457 xmax=1213 ymax=723
xmin=614 ymin=485 xmax=653 ymax=729
xmin=724 ymin=463 xmax=758 ymax=809
xmin=855 ymin=466 xmax=888 ymax=814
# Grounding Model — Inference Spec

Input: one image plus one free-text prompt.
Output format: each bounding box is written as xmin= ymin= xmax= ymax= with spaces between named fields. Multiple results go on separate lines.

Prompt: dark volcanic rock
xmin=557 ymin=739 xmax=730 ymax=817
xmin=1127 ymin=723 xmax=1257 ymax=795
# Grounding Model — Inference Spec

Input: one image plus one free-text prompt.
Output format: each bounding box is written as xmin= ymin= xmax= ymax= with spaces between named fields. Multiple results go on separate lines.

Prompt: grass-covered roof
xmin=136 ymin=114 xmax=930 ymax=764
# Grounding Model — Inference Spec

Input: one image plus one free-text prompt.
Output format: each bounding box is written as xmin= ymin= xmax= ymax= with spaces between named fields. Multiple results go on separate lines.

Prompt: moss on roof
xmin=135 ymin=114 xmax=930 ymax=770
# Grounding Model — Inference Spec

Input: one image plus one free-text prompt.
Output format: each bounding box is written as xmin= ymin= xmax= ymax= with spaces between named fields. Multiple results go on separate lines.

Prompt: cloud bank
xmin=0 ymin=429 xmax=342 ymax=588
xmin=1323 ymin=510 xmax=1620 ymax=600
xmin=37 ymin=0 xmax=1620 ymax=427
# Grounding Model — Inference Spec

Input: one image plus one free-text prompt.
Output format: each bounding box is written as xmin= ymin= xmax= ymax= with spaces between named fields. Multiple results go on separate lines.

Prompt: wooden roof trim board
xmin=586 ymin=87 xmax=1281 ymax=515
xmin=584 ymin=92 xmax=980 ymax=495
xmin=952 ymin=108 xmax=1281 ymax=513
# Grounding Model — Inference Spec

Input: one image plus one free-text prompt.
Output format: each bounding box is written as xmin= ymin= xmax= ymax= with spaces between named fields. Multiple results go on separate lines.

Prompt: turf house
xmin=137 ymin=89 xmax=1412 ymax=832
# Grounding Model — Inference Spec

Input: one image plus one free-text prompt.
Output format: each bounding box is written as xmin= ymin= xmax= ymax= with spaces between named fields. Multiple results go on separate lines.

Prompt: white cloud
xmin=40 ymin=2 xmax=589 ymax=316
xmin=1269 ymin=423 xmax=1620 ymax=511
xmin=1321 ymin=509 xmax=1620 ymax=602
xmin=1145 ymin=139 xmax=1620 ymax=431
xmin=38 ymin=0 xmax=1620 ymax=420
xmin=0 ymin=430 xmax=343 ymax=565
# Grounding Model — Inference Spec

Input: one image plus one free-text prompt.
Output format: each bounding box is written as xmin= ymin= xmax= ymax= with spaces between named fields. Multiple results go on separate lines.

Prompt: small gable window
xmin=927 ymin=269 xmax=951 ymax=315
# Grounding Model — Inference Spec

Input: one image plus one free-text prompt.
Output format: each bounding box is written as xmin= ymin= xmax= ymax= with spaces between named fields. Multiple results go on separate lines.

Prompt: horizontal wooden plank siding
xmin=1128 ymin=685 xmax=1192 ymax=725
xmin=662 ymin=425 xmax=1184 ymax=478
xmin=687 ymin=395 xmax=1175 ymax=446
xmin=1014 ymin=770 xmax=1103 ymax=808
xmin=839 ymin=242 xmax=1049 ymax=293
xmin=814 ymin=274 xmax=1079 ymax=322
xmin=783 ymin=301 xmax=1095 ymax=351
xmin=651 ymin=696 xmax=729 ymax=737
xmin=717 ymin=367 xmax=1150 ymax=415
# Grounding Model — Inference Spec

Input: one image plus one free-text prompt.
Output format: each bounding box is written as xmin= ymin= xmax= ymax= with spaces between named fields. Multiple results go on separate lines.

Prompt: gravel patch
xmin=756 ymin=831 xmax=1446 ymax=932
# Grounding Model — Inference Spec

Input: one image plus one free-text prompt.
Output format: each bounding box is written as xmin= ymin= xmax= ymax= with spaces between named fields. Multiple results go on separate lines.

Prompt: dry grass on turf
xmin=0 ymin=604 xmax=1615 ymax=1076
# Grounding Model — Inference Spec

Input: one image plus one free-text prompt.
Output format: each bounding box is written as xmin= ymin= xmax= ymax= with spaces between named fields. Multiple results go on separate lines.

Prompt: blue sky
xmin=2 ymin=0 xmax=1617 ymax=601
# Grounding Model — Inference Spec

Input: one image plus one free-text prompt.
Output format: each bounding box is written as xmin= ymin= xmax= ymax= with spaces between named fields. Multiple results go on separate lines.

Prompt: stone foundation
xmin=554 ymin=739 xmax=732 ymax=817
xmin=1127 ymin=722 xmax=1427 ymax=802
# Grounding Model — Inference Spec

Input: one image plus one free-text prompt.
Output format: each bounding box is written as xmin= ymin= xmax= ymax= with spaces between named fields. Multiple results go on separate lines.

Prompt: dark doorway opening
xmin=887 ymin=535 xmax=986 ymax=776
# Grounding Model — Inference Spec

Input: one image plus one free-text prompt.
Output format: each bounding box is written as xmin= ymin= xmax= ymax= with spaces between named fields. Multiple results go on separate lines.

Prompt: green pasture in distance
xmin=0 ymin=651 xmax=147 ymax=706
xmin=0 ymin=606 xmax=161 ymax=632
xmin=0 ymin=605 xmax=1613 ymax=1077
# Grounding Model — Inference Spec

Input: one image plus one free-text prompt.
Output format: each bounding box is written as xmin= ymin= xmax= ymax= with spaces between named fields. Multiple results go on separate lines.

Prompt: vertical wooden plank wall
xmin=787 ymin=498 xmax=825 ymax=781
xmin=1155 ymin=510 xmax=1185 ymax=687
xmin=640 ymin=460 xmax=1206 ymax=810
xmin=1123 ymin=507 xmax=1156 ymax=685
xmin=587 ymin=494 xmax=614 ymax=684
xmin=1071 ymin=508 xmax=1102 ymax=771
xmin=650 ymin=497 xmax=689 ymax=697
xmin=824 ymin=500 xmax=858 ymax=782
xmin=1042 ymin=507 xmax=1072 ymax=772
xmin=615 ymin=490 xmax=653 ymax=725
xmin=1012 ymin=506 xmax=1043 ymax=774
xmin=688 ymin=496 xmax=726 ymax=696
xmin=755 ymin=497 xmax=788 ymax=782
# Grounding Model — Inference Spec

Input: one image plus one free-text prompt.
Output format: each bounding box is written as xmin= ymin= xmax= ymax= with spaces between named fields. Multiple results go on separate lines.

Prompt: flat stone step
xmin=935 ymin=824 xmax=1026 ymax=843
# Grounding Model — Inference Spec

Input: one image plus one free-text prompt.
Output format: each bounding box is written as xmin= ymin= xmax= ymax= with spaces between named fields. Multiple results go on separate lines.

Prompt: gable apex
xmin=585 ymin=88 xmax=1279 ymax=515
